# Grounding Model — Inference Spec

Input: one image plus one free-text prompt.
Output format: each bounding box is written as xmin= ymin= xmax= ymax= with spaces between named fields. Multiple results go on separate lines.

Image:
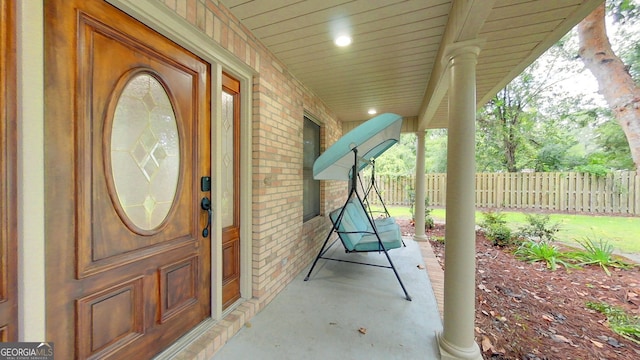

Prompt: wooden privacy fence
xmin=366 ymin=171 xmax=640 ymax=215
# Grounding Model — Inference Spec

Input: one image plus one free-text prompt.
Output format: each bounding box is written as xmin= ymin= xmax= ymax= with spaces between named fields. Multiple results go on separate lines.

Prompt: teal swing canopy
xmin=313 ymin=113 xmax=403 ymax=181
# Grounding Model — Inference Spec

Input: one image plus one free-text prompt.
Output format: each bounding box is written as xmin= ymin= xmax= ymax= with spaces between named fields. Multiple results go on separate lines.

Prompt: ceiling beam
xmin=418 ymin=0 xmax=495 ymax=130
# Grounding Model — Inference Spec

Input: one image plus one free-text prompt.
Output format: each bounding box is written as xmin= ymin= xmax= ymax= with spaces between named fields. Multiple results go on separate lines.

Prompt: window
xmin=303 ymin=116 xmax=320 ymax=221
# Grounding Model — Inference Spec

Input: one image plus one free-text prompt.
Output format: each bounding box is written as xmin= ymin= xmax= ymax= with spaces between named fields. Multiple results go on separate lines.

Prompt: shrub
xmin=479 ymin=210 xmax=507 ymax=228
xmin=569 ymin=236 xmax=634 ymax=275
xmin=485 ymin=223 xmax=513 ymax=247
xmin=479 ymin=210 xmax=516 ymax=247
xmin=424 ymin=213 xmax=435 ymax=230
xmin=409 ymin=194 xmax=435 ymax=230
xmin=514 ymin=240 xmax=573 ymax=271
xmin=516 ymin=214 xmax=561 ymax=243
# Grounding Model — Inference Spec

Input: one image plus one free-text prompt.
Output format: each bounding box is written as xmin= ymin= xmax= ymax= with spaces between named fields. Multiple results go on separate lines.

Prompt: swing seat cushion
xmin=344 ymin=199 xmax=399 ymax=234
xmin=329 ymin=203 xmax=402 ymax=252
xmin=353 ymin=230 xmax=402 ymax=252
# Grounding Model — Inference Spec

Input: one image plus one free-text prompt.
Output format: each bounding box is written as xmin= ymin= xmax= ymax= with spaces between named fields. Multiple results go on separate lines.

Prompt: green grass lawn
xmin=381 ymin=205 xmax=640 ymax=255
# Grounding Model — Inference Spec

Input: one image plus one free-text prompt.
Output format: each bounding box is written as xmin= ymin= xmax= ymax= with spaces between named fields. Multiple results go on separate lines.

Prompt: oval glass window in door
xmin=110 ymin=73 xmax=180 ymax=231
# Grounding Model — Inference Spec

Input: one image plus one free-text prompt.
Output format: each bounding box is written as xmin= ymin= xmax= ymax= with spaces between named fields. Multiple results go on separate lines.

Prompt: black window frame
xmin=303 ymin=116 xmax=321 ymax=222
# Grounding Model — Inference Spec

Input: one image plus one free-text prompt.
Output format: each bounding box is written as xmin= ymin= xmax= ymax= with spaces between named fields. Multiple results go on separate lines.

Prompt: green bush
xmin=479 ymin=210 xmax=516 ymax=247
xmin=408 ymin=192 xmax=435 ymax=230
xmin=485 ymin=224 xmax=513 ymax=247
xmin=569 ymin=236 xmax=635 ymax=275
xmin=514 ymin=240 xmax=573 ymax=271
xmin=516 ymin=214 xmax=561 ymax=242
xmin=424 ymin=213 xmax=435 ymax=230
xmin=479 ymin=210 xmax=507 ymax=228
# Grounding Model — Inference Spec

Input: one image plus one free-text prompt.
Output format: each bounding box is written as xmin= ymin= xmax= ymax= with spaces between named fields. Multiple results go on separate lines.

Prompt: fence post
xmin=634 ymin=172 xmax=640 ymax=215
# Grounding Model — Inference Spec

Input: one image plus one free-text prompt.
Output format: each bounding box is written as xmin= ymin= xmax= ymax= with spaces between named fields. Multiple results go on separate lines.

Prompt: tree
xmin=578 ymin=1 xmax=640 ymax=174
xmin=424 ymin=129 xmax=448 ymax=173
xmin=374 ymin=131 xmax=449 ymax=175
xmin=475 ymin=48 xmax=592 ymax=173
xmin=373 ymin=133 xmax=416 ymax=176
xmin=477 ymin=84 xmax=534 ymax=172
xmin=582 ymin=115 xmax=635 ymax=172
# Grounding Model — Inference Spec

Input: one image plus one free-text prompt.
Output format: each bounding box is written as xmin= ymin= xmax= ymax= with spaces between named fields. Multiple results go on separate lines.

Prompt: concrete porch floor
xmin=211 ymin=237 xmax=444 ymax=359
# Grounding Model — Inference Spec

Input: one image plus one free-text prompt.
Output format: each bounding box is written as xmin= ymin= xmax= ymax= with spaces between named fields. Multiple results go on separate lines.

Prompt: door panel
xmin=0 ymin=0 xmax=17 ymax=342
xmin=221 ymin=73 xmax=241 ymax=308
xmin=45 ymin=1 xmax=210 ymax=358
xmin=222 ymin=228 xmax=240 ymax=307
xmin=78 ymin=18 xmax=197 ymax=275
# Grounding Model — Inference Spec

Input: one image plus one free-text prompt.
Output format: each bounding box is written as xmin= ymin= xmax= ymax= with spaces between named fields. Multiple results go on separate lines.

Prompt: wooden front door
xmin=221 ymin=73 xmax=241 ymax=308
xmin=45 ymin=1 xmax=211 ymax=359
xmin=0 ymin=0 xmax=17 ymax=342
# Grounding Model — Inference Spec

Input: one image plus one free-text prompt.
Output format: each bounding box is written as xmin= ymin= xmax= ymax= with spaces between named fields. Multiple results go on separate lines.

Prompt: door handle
xmin=201 ymin=197 xmax=212 ymax=237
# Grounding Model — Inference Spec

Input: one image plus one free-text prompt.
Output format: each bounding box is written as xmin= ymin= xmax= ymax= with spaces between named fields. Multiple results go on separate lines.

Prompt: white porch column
xmin=438 ymin=41 xmax=482 ymax=360
xmin=413 ymin=130 xmax=428 ymax=241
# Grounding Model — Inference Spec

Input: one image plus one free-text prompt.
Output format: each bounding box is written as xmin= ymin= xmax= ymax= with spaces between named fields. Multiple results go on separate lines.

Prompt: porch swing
xmin=358 ymin=159 xmax=406 ymax=247
xmin=303 ymin=113 xmax=411 ymax=301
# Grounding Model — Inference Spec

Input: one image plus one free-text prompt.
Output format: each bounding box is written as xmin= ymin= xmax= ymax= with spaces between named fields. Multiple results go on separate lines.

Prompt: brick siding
xmin=158 ymin=0 xmax=346 ymax=357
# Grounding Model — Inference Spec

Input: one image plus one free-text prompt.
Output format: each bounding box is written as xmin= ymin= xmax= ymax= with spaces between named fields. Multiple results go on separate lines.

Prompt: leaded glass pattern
xmin=111 ymin=73 xmax=180 ymax=230
xmin=221 ymin=90 xmax=235 ymax=228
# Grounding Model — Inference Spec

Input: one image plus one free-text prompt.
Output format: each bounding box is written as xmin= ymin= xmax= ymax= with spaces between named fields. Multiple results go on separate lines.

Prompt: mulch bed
xmin=397 ymin=219 xmax=640 ymax=360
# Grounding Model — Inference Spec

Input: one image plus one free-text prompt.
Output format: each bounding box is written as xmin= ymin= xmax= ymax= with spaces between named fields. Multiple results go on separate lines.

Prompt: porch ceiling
xmin=220 ymin=0 xmax=602 ymax=130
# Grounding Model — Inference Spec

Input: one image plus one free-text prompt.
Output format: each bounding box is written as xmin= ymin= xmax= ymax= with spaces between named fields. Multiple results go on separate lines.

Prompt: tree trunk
xmin=578 ymin=3 xmax=640 ymax=175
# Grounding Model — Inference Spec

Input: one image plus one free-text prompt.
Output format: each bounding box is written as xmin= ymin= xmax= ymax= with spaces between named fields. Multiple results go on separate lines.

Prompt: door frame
xmin=1 ymin=0 xmax=17 ymax=341
xmin=106 ymin=0 xmax=254 ymax=320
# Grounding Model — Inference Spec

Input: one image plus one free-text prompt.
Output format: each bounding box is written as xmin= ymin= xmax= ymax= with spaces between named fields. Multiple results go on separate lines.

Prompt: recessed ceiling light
xmin=335 ymin=35 xmax=352 ymax=47
xmin=368 ymin=109 xmax=377 ymax=115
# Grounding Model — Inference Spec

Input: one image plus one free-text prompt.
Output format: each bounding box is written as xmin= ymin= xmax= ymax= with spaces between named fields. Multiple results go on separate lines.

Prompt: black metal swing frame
xmin=303 ymin=148 xmax=411 ymax=301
